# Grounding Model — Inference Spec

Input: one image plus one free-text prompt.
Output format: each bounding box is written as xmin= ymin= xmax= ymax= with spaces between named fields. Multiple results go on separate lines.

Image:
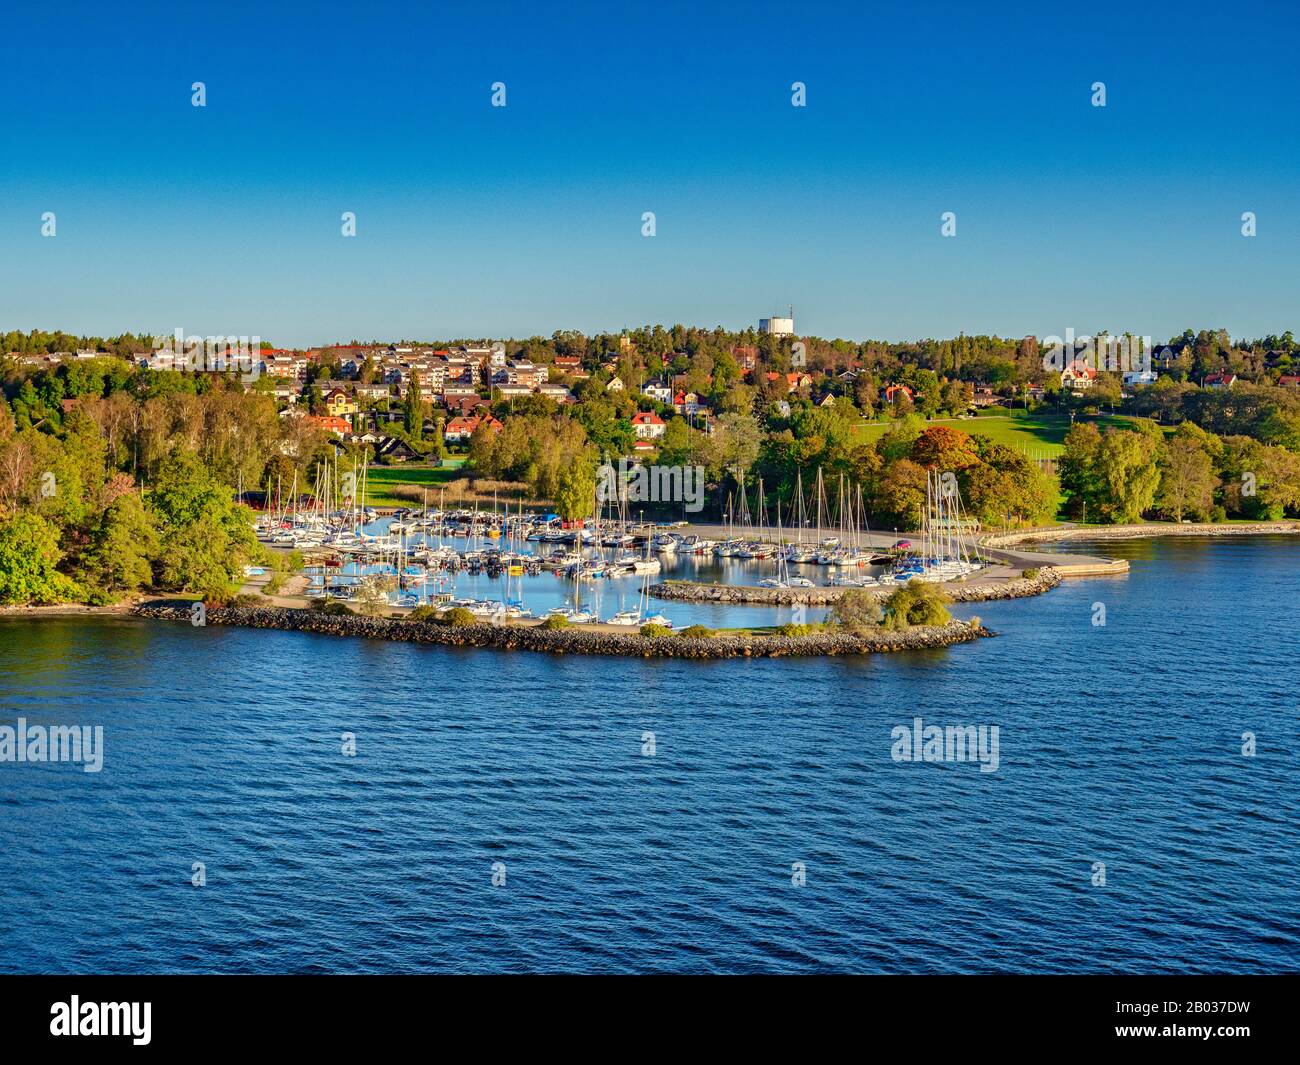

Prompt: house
xmin=302 ymin=415 xmax=352 ymax=437
xmin=633 ymin=439 xmax=656 ymax=453
xmin=442 ymin=385 xmax=480 ymax=404
xmin=631 ymin=411 xmax=667 ymax=440
xmin=374 ymin=435 xmax=420 ymax=462
xmin=1278 ymin=375 xmax=1300 ymax=388
xmin=881 ymin=384 xmax=914 ymax=404
xmin=324 ymin=388 xmax=358 ymax=417
xmin=1061 ymin=363 xmax=1097 ymax=391
xmin=1122 ymin=370 xmax=1158 ymax=387
xmin=731 ymin=345 xmax=758 ymax=371
xmin=444 ymin=416 xmax=479 ymax=443
xmin=537 ymin=383 xmax=574 ymax=402
xmin=606 ymin=376 xmax=625 ymax=392
xmin=354 ymin=382 xmax=392 ymax=402
xmin=1204 ymin=373 xmax=1237 ymax=390
xmin=553 ymin=355 xmax=583 ymax=374
xmin=642 ymin=378 xmax=673 ymax=404
xmin=444 ymin=414 xmax=503 ymax=443
xmin=494 ymin=384 xmax=534 ymax=399
xmin=672 ymin=391 xmax=705 ymax=416
xmin=817 ymin=392 xmax=838 ymax=408
xmin=445 ymin=394 xmax=488 ymax=416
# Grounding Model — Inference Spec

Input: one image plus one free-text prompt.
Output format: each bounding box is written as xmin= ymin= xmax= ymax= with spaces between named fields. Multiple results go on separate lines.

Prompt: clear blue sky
xmin=2 ymin=1 xmax=1297 ymax=347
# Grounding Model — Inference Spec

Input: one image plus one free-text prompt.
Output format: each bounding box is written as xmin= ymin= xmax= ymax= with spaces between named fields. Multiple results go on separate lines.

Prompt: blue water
xmin=1 ymin=537 xmax=1297 ymax=973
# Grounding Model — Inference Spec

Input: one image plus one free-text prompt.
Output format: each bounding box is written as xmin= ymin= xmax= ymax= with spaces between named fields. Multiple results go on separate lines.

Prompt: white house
xmin=631 ymin=411 xmax=667 ymax=440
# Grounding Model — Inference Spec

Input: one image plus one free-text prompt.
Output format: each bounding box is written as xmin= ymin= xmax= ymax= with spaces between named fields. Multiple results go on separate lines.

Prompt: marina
xmin=247 ymin=460 xmax=1080 ymax=630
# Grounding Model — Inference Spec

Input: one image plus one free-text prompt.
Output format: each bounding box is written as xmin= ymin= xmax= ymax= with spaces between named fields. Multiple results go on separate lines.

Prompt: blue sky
xmin=1 ymin=1 xmax=1297 ymax=346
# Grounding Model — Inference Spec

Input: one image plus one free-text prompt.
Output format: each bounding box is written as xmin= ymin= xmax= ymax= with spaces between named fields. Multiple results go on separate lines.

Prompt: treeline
xmin=1059 ymin=421 xmax=1300 ymax=523
xmin=0 ymin=355 xmax=345 ymax=605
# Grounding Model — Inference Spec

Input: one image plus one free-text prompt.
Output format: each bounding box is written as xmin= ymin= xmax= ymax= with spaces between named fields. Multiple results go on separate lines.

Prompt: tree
xmin=1057 ymin=423 xmax=1102 ymax=519
xmin=0 ymin=512 xmax=81 ymax=604
xmin=829 ymin=588 xmax=880 ymax=629
xmin=403 ymin=372 xmax=424 ymax=440
xmin=555 ymin=457 xmax=598 ymax=522
xmin=881 ymin=580 xmax=951 ymax=630
xmin=82 ymin=491 xmax=160 ymax=597
xmin=1096 ymin=429 xmax=1161 ymax=523
xmin=1157 ymin=435 xmax=1216 ymax=522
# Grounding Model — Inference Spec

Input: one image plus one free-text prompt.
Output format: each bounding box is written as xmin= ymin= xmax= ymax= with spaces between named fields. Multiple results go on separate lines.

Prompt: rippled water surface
xmin=1 ymin=536 xmax=1297 ymax=973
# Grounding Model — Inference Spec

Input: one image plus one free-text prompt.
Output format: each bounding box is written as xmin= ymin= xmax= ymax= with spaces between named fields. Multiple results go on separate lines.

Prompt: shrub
xmin=310 ymin=599 xmax=355 ymax=615
xmin=263 ymin=572 xmax=285 ymax=596
xmin=829 ymin=588 xmax=880 ymax=630
xmin=776 ymin=622 xmax=822 ymax=637
xmin=440 ymin=606 xmax=478 ymax=627
xmin=678 ymin=624 xmax=715 ymax=638
xmin=1021 ymin=567 xmax=1041 ymax=579
xmin=541 ymin=614 xmax=572 ymax=630
xmin=405 ymin=604 xmax=442 ymax=622
xmin=640 ymin=623 xmax=672 ymax=637
xmin=881 ymin=580 xmax=951 ymax=631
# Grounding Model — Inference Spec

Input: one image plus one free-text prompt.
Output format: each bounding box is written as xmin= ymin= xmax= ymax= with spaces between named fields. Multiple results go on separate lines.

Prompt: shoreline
xmin=650 ymin=568 xmax=1061 ymax=606
xmin=981 ymin=520 xmax=1300 ymax=547
xmin=129 ymin=600 xmax=991 ymax=658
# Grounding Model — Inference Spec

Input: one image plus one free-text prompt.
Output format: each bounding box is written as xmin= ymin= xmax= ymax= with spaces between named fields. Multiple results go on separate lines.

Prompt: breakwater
xmin=648 ymin=568 xmax=1061 ymax=607
xmin=983 ymin=521 xmax=1300 ymax=547
xmin=131 ymin=601 xmax=990 ymax=658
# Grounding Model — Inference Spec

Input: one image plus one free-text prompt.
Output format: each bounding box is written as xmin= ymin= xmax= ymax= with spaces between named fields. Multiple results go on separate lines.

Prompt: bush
xmin=776 ymin=622 xmax=823 ymax=637
xmin=678 ymin=624 xmax=715 ymax=638
xmin=440 ymin=606 xmax=478 ymax=627
xmin=640 ymin=623 xmax=672 ymax=637
xmin=405 ymin=604 xmax=442 ymax=622
xmin=201 ymin=582 xmax=240 ymax=608
xmin=310 ymin=599 xmax=355 ymax=615
xmin=829 ymin=588 xmax=881 ymax=630
xmin=263 ymin=572 xmax=285 ymax=595
xmin=881 ymin=580 xmax=951 ymax=631
xmin=540 ymin=614 xmax=572 ymax=630
xmin=1021 ymin=567 xmax=1041 ymax=579
xmin=1211 ymin=505 xmax=1227 ymax=523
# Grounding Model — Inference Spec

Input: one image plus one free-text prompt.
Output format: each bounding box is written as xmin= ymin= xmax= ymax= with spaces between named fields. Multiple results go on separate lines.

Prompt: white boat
xmin=606 ymin=610 xmax=643 ymax=626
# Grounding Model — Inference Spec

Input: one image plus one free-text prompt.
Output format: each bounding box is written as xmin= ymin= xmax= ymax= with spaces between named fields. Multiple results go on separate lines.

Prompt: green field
xmin=363 ymin=461 xmax=465 ymax=506
xmin=853 ymin=410 xmax=1159 ymax=460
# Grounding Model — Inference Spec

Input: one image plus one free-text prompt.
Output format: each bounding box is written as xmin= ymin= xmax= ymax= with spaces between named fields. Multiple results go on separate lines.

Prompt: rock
xmin=130 ymin=600 xmax=993 ymax=659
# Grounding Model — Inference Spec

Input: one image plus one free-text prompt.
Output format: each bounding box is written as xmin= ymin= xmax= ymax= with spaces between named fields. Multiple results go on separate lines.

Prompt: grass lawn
xmin=363 ymin=460 xmax=466 ymax=506
xmin=853 ymin=409 xmax=1165 ymax=460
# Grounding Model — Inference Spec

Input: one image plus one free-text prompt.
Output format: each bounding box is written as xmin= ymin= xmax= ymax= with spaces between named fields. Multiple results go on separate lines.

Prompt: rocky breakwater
xmin=648 ymin=568 xmax=1061 ymax=607
xmin=131 ymin=601 xmax=991 ymax=659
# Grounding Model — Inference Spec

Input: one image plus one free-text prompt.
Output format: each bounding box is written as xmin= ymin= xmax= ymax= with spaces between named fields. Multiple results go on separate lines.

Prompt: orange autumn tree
xmin=910 ymin=425 xmax=979 ymax=472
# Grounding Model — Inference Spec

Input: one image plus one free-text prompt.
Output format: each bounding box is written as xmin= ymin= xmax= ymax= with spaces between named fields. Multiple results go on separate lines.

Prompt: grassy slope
xmin=853 ymin=409 xmax=1163 ymax=459
xmin=363 ymin=460 xmax=465 ymax=506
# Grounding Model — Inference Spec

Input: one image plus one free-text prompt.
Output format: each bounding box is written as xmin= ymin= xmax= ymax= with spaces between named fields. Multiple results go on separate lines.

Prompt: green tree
xmin=1097 ymin=429 xmax=1161 ymax=522
xmin=881 ymin=580 xmax=951 ymax=630
xmin=0 ymin=512 xmax=81 ymax=604
xmin=1157 ymin=434 xmax=1216 ymax=522
xmin=82 ymin=491 xmax=160 ymax=597
xmin=555 ymin=457 xmax=598 ymax=522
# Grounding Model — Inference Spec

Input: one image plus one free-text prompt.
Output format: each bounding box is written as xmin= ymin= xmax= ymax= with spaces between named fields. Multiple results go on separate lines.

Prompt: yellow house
xmin=324 ymin=388 xmax=358 ymax=417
